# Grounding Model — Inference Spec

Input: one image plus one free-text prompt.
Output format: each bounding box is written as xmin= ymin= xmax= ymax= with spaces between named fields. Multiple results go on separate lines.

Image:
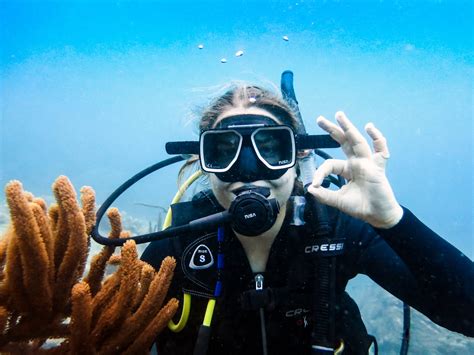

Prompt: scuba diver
xmin=93 ymin=74 xmax=473 ymax=354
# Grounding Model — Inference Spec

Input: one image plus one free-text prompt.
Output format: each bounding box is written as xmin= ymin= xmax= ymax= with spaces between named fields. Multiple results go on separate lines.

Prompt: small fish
xmin=235 ymin=50 xmax=244 ymax=57
xmin=198 ymin=44 xmax=204 ymax=49
xmin=221 ymin=58 xmax=227 ymax=63
xmin=282 ymin=35 xmax=289 ymax=41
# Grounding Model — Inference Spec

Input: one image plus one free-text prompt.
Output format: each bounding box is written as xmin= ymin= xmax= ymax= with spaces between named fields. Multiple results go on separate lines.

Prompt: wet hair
xmin=199 ymin=84 xmax=300 ymax=131
xmin=178 ymin=84 xmax=301 ymax=188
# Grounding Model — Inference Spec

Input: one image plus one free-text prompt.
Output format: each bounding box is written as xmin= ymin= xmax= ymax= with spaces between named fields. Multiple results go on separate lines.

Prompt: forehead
xmin=213 ymin=107 xmax=282 ymax=128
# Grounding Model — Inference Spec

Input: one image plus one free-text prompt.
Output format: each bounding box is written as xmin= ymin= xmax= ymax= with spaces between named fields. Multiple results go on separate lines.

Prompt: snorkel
xmin=281 ymin=71 xmax=340 ymax=354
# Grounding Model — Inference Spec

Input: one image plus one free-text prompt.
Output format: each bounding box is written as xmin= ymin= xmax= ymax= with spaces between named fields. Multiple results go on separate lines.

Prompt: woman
xmin=142 ymin=85 xmax=473 ymax=354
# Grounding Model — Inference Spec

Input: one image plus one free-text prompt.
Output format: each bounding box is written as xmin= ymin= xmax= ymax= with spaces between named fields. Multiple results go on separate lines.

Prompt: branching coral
xmin=0 ymin=176 xmax=178 ymax=354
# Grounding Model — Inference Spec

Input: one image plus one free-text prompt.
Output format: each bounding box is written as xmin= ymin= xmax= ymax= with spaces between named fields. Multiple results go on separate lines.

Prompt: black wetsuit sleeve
xmin=374 ymin=207 xmax=474 ymax=336
xmin=353 ymin=207 xmax=473 ymax=337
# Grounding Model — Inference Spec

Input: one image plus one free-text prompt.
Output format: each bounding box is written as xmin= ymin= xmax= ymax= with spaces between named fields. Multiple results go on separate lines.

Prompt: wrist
xmin=370 ymin=204 xmax=404 ymax=229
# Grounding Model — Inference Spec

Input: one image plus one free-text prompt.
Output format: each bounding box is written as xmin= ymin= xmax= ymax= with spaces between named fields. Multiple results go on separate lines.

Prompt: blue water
xmin=1 ymin=1 xmax=473 ymax=352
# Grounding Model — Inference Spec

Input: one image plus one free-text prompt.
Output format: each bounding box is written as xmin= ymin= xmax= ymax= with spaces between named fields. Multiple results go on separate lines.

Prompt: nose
xmin=235 ymin=146 xmax=262 ymax=183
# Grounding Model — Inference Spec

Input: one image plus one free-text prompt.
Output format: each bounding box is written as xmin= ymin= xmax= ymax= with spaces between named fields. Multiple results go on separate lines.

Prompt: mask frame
xmin=200 ymin=124 xmax=296 ymax=173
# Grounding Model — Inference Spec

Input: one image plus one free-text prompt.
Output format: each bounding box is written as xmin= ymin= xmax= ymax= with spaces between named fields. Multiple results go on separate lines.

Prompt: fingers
xmin=316 ymin=115 xmax=355 ymax=158
xmin=365 ymin=122 xmax=390 ymax=159
xmin=316 ymin=116 xmax=345 ymax=142
xmin=335 ymin=111 xmax=372 ymax=158
xmin=307 ymin=185 xmax=340 ymax=209
xmin=311 ymin=159 xmax=350 ymax=188
xmin=317 ymin=112 xmax=389 ymax=161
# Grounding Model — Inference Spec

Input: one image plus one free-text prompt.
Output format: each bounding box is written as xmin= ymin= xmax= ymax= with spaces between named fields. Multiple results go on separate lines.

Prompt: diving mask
xmin=200 ymin=115 xmax=296 ymax=182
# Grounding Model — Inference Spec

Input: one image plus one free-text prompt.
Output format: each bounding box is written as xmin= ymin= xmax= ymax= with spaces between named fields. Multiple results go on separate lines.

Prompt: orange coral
xmin=83 ymin=208 xmax=121 ymax=296
xmin=5 ymin=181 xmax=52 ymax=317
xmin=70 ymin=282 xmax=93 ymax=354
xmin=0 ymin=176 xmax=178 ymax=353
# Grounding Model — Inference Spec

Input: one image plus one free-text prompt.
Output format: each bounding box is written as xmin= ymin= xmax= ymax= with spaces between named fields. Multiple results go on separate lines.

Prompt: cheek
xmin=209 ymin=174 xmax=233 ymax=209
xmin=270 ymin=168 xmax=297 ymax=206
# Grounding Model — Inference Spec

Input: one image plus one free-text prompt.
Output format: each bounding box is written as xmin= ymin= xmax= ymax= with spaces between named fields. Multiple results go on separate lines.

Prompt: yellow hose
xmin=162 ymin=170 xmax=203 ymax=229
xmin=203 ymin=298 xmax=216 ymax=327
xmin=335 ymin=339 xmax=345 ymax=354
xmin=168 ymin=293 xmax=192 ymax=332
xmin=165 ymin=169 xmax=203 ymax=332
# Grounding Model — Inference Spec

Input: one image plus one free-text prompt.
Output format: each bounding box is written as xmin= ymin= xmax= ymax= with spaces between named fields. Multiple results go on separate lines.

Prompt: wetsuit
xmin=141 ymin=194 xmax=474 ymax=354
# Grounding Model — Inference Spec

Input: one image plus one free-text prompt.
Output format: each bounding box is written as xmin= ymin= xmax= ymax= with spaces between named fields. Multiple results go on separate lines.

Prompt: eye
xmin=258 ymin=141 xmax=277 ymax=153
xmin=254 ymin=132 xmax=278 ymax=151
xmin=253 ymin=128 xmax=294 ymax=166
xmin=217 ymin=134 xmax=239 ymax=150
xmin=217 ymin=141 xmax=236 ymax=151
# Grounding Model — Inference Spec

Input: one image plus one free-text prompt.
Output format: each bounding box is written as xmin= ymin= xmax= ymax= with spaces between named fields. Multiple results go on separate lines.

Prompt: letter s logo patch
xmin=189 ymin=244 xmax=214 ymax=270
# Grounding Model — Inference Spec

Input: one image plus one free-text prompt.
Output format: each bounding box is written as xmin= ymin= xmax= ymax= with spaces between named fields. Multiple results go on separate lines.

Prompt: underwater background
xmin=1 ymin=0 xmax=472 ymax=353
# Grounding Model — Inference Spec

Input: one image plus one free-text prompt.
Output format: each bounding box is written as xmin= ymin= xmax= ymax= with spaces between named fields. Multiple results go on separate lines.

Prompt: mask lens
xmin=252 ymin=127 xmax=295 ymax=168
xmin=201 ymin=130 xmax=241 ymax=171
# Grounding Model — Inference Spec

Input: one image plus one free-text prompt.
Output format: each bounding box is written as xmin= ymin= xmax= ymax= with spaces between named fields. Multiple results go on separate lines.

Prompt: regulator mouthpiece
xmin=229 ymin=188 xmax=280 ymax=236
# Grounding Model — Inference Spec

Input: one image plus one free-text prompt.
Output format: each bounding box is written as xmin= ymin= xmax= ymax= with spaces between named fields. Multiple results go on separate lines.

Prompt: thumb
xmin=307 ymin=185 xmax=340 ymax=209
